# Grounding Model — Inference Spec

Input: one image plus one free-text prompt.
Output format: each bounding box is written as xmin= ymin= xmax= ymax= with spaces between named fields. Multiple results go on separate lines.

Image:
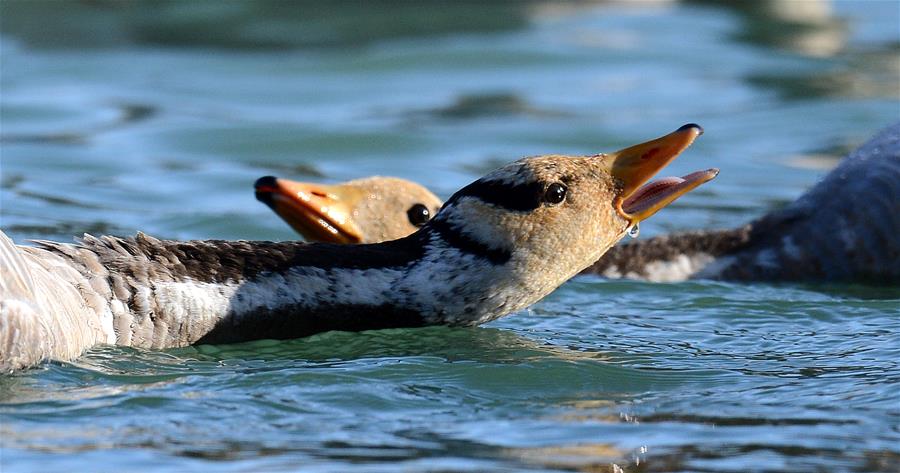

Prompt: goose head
xmin=418 ymin=124 xmax=717 ymax=306
xmin=255 ymin=176 xmax=442 ymax=244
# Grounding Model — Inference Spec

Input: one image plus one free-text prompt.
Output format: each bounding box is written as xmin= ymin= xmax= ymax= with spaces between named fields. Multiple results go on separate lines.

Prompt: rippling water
xmin=1 ymin=1 xmax=899 ymax=471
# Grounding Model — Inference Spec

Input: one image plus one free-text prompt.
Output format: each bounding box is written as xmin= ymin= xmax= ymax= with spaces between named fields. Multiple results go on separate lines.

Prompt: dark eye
xmin=543 ymin=183 xmax=567 ymax=205
xmin=407 ymin=203 xmax=431 ymax=227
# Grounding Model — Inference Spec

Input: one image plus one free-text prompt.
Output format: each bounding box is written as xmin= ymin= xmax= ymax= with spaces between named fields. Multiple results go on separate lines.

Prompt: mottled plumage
xmin=1 ymin=125 xmax=712 ymax=372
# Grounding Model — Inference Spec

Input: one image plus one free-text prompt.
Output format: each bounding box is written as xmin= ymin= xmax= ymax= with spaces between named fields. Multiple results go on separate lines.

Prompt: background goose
xmin=0 ymin=125 xmax=715 ymax=373
xmin=255 ymin=176 xmax=442 ymax=244
xmin=261 ymin=122 xmax=899 ymax=284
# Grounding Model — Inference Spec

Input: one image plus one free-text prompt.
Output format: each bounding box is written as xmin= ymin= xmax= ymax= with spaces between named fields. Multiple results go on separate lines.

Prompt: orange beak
xmin=606 ymin=124 xmax=718 ymax=224
xmin=254 ymin=176 xmax=364 ymax=244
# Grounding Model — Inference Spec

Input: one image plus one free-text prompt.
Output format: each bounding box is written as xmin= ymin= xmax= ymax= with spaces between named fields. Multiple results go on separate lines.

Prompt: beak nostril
xmin=311 ymin=191 xmax=328 ymax=198
xmin=641 ymin=148 xmax=659 ymax=161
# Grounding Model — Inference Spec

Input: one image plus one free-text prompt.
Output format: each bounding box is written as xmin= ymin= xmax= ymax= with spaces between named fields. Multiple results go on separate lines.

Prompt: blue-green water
xmin=1 ymin=1 xmax=898 ymax=471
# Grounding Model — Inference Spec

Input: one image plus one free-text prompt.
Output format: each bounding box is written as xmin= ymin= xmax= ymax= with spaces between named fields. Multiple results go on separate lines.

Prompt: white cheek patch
xmin=440 ymin=199 xmax=518 ymax=251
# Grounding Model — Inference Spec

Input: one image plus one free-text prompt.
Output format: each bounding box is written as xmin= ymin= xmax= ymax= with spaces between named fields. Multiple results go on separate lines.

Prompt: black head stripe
xmin=428 ymin=218 xmax=512 ymax=265
xmin=444 ymin=179 xmax=545 ymax=212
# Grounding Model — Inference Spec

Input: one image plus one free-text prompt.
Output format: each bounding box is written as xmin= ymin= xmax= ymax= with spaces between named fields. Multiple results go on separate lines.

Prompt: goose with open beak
xmin=0 ymin=124 xmax=715 ymax=372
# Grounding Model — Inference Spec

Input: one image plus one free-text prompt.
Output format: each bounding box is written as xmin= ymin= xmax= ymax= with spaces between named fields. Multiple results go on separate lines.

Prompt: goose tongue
xmin=621 ymin=169 xmax=720 ymax=217
xmin=606 ymin=124 xmax=718 ymax=223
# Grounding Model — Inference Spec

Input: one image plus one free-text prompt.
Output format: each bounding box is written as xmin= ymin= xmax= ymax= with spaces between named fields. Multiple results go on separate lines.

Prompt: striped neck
xmin=53 ymin=222 xmax=541 ymax=347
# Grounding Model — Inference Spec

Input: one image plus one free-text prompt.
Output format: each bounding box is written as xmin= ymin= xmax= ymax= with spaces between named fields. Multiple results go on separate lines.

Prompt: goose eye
xmin=544 ymin=183 xmax=567 ymax=205
xmin=407 ymin=203 xmax=431 ymax=227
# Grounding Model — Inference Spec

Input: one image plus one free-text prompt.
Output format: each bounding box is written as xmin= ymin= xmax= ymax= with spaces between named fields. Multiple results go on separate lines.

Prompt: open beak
xmin=606 ymin=124 xmax=718 ymax=224
xmin=254 ymin=176 xmax=364 ymax=244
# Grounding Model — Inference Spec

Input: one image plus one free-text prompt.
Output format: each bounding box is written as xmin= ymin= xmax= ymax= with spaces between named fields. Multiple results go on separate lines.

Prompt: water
xmin=1 ymin=1 xmax=899 ymax=471
xmin=626 ymin=223 xmax=639 ymax=239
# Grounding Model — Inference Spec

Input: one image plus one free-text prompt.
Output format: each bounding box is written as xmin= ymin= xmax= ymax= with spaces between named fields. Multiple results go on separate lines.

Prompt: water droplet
xmin=626 ymin=223 xmax=640 ymax=239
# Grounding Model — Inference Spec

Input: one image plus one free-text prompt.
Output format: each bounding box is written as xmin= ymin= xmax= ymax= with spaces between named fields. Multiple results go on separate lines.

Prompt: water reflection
xmin=746 ymin=50 xmax=900 ymax=101
xmin=504 ymin=443 xmax=628 ymax=472
xmin=0 ymin=102 xmax=159 ymax=145
xmin=246 ymin=161 xmax=325 ymax=179
xmin=181 ymin=326 xmax=613 ymax=365
xmin=0 ymin=328 xmax=647 ymax=471
xmin=412 ymin=92 xmax=567 ymax=121
xmin=692 ymin=0 xmax=847 ymax=57
xmin=694 ymin=0 xmax=900 ymax=101
xmin=0 ymin=0 xmax=536 ymax=49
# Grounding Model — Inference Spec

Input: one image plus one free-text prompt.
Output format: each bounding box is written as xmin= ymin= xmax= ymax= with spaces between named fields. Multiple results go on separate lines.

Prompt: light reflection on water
xmin=1 ymin=1 xmax=899 ymax=472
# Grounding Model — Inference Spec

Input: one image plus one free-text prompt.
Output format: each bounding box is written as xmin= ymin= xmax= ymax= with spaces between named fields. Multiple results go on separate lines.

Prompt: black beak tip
xmin=678 ymin=123 xmax=704 ymax=135
xmin=254 ymin=176 xmax=278 ymax=206
xmin=255 ymin=191 xmax=274 ymax=206
xmin=254 ymin=175 xmax=278 ymax=190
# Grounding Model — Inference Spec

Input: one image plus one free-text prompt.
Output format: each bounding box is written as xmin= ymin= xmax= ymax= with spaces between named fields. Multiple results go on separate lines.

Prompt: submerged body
xmin=0 ymin=125 xmax=715 ymax=372
xmin=263 ymin=122 xmax=900 ymax=283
